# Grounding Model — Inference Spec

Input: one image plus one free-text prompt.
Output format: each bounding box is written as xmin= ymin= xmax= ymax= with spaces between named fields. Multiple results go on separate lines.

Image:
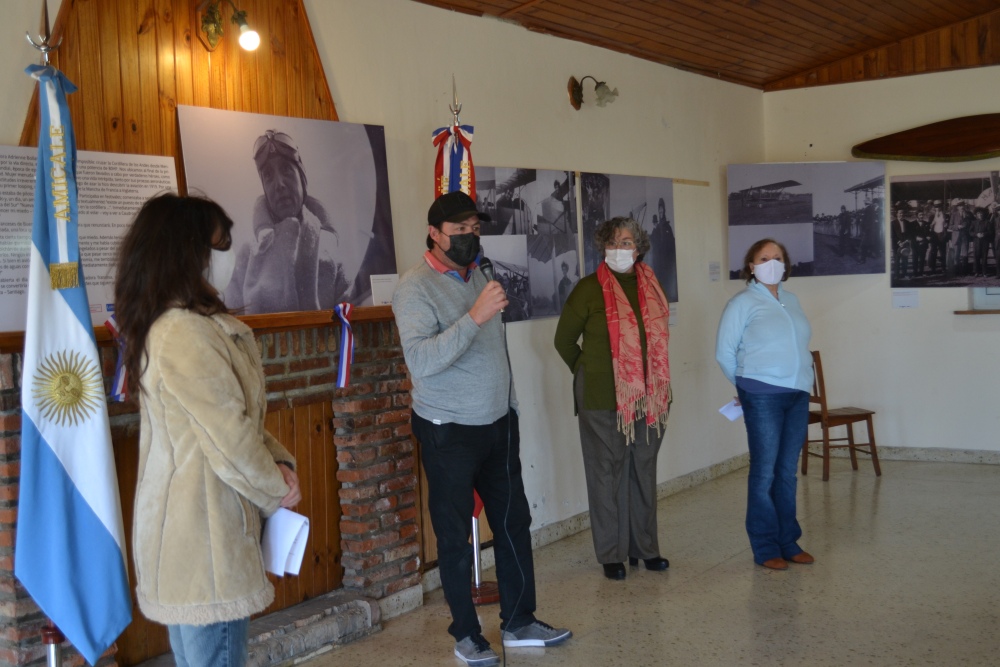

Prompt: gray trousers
xmin=575 ymin=369 xmax=664 ymax=564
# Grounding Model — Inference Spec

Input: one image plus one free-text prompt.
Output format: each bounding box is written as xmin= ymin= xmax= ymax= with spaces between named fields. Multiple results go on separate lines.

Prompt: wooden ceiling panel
xmin=412 ymin=0 xmax=1000 ymax=89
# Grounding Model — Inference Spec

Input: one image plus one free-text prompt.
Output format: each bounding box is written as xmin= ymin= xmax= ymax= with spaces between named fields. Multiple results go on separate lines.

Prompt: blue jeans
xmin=737 ymin=387 xmax=809 ymax=564
xmin=412 ymin=409 xmax=537 ymax=641
xmin=168 ymin=618 xmax=249 ymax=667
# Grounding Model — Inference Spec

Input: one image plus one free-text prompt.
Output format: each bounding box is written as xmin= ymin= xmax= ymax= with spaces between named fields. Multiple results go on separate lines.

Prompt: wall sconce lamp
xmin=198 ymin=0 xmax=260 ymax=51
xmin=567 ymin=75 xmax=618 ymax=110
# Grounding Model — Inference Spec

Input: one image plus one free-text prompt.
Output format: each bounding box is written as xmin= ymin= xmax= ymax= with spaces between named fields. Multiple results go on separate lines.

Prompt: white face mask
xmin=204 ymin=249 xmax=235 ymax=296
xmin=605 ymin=248 xmax=636 ymax=273
xmin=752 ymin=259 xmax=785 ymax=285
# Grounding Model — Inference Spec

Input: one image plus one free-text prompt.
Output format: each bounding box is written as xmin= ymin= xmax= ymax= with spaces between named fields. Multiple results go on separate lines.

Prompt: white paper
xmin=262 ymin=508 xmax=310 ymax=576
xmin=370 ymin=273 xmax=399 ymax=306
xmin=892 ymin=289 xmax=919 ymax=309
xmin=719 ymin=399 xmax=743 ymax=421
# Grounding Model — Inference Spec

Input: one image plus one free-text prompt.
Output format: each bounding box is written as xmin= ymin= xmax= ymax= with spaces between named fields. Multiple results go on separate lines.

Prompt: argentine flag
xmin=14 ymin=65 xmax=131 ymax=666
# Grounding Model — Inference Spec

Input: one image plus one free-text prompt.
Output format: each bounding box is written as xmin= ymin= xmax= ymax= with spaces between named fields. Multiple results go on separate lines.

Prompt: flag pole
xmin=28 ymin=4 xmax=68 ymax=666
xmin=41 ymin=623 xmax=64 ymax=667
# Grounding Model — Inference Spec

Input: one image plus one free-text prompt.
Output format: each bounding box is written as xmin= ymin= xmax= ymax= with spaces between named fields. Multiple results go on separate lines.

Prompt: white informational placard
xmin=262 ymin=507 xmax=310 ymax=577
xmin=370 ymin=273 xmax=398 ymax=306
xmin=891 ymin=289 xmax=919 ymax=309
xmin=0 ymin=145 xmax=177 ymax=331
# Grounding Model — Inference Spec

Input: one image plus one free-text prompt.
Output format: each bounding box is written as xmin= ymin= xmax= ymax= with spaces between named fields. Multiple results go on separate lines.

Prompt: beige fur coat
xmin=133 ymin=309 xmax=293 ymax=626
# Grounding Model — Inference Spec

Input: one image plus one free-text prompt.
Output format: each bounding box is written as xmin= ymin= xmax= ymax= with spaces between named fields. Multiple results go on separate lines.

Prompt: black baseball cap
xmin=427 ymin=191 xmax=491 ymax=226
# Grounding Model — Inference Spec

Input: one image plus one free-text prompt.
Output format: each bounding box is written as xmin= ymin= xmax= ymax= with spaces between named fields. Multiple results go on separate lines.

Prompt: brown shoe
xmin=760 ymin=557 xmax=788 ymax=570
xmin=788 ymin=551 xmax=815 ymax=565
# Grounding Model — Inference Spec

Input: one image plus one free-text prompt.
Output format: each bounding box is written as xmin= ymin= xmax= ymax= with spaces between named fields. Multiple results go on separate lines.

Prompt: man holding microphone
xmin=392 ymin=191 xmax=571 ymax=666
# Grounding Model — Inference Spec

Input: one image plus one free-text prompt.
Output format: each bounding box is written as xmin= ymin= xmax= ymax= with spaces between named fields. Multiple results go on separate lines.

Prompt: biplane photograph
xmin=727 ymin=162 xmax=885 ymax=278
xmin=474 ymin=167 xmax=576 ymax=236
xmin=728 ymin=179 xmax=811 ymax=226
xmin=579 ymin=172 xmax=678 ymax=302
xmin=888 ymin=171 xmax=1000 ymax=288
xmin=474 ymin=166 xmax=580 ymax=321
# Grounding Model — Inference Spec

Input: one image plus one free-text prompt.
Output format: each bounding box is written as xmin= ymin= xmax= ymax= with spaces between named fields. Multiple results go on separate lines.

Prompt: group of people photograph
xmin=889 ymin=198 xmax=1000 ymax=285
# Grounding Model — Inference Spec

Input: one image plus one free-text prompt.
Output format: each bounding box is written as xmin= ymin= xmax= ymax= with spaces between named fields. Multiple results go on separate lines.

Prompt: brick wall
xmin=0 ymin=313 xmax=418 ymax=666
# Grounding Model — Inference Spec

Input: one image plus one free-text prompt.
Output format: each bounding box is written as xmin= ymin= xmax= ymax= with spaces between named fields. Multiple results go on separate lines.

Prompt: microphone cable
xmin=479 ymin=257 xmax=528 ymax=666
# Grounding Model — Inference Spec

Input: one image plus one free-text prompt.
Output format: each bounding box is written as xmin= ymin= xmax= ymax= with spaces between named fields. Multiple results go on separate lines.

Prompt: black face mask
xmin=441 ymin=232 xmax=480 ymax=266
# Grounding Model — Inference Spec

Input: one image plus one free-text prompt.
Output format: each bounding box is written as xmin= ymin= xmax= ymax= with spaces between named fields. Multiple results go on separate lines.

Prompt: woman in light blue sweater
xmin=716 ymin=238 xmax=814 ymax=571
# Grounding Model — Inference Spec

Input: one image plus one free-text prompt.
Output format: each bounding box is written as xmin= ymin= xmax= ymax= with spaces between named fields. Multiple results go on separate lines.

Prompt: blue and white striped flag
xmin=15 ymin=64 xmax=131 ymax=666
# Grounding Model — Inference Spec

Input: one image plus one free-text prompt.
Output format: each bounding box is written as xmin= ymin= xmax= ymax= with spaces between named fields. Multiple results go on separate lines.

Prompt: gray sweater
xmin=392 ymin=260 xmax=515 ymax=425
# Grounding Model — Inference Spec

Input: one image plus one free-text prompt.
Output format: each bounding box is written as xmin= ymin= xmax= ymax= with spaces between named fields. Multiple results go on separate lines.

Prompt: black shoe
xmin=628 ymin=556 xmax=670 ymax=571
xmin=602 ymin=563 xmax=626 ymax=580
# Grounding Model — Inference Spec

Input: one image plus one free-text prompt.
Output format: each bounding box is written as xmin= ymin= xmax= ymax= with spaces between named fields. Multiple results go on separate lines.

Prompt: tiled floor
xmin=301 ymin=461 xmax=1000 ymax=666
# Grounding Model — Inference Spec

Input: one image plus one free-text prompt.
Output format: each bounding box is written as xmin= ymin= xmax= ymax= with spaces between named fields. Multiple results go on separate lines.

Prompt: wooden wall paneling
xmin=291 ymin=403 xmax=315 ymax=601
xmin=283 ymin=3 xmax=303 ymax=118
xmin=222 ymin=13 xmax=242 ymax=110
xmin=305 ymin=401 xmax=330 ymax=596
xmin=187 ymin=1 xmax=212 ymax=109
xmin=97 ymin=0 xmax=126 ymax=154
xmin=267 ymin=1 xmax=289 ymax=117
xmin=238 ymin=0 xmax=260 ymax=113
xmin=154 ymin=0 xmax=178 ymax=160
xmin=76 ymin=0 xmax=106 ymax=151
xmin=262 ymin=408 xmax=293 ymax=613
xmin=60 ymin=5 xmax=84 ymax=148
xmin=171 ymin=0 xmax=193 ymax=109
xmin=991 ymin=12 xmax=1000 ymax=61
xmin=136 ymin=0 xmax=163 ymax=155
xmin=112 ymin=429 xmax=171 ymax=666
xmin=205 ymin=21 xmax=228 ymax=111
xmin=254 ymin=0 xmax=275 ymax=116
xmin=117 ymin=0 xmax=145 ymax=154
xmin=300 ymin=5 xmax=335 ymax=121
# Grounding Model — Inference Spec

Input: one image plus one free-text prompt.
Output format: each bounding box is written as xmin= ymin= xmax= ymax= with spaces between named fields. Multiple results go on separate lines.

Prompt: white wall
xmin=304 ymin=0 xmax=764 ymax=527
xmin=764 ymin=69 xmax=1000 ymax=455
xmin=0 ymin=0 xmax=766 ymax=530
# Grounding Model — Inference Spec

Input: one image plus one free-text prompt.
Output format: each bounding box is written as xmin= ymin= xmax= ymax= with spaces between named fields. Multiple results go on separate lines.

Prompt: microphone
xmin=479 ymin=257 xmax=496 ymax=282
xmin=479 ymin=257 xmax=504 ymax=313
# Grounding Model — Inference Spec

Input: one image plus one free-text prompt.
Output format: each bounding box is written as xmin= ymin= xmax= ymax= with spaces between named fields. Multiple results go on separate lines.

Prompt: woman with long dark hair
xmin=115 ymin=193 xmax=301 ymax=667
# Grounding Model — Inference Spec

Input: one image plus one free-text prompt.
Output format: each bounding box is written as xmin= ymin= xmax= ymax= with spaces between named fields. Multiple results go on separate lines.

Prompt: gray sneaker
xmin=454 ymin=633 xmax=499 ymax=666
xmin=501 ymin=619 xmax=572 ymax=647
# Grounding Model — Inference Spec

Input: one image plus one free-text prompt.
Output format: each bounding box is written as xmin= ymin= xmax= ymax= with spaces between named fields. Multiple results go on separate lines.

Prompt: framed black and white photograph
xmin=178 ymin=105 xmax=396 ymax=313
xmin=475 ymin=166 xmax=578 ymax=321
xmin=578 ymin=172 xmax=677 ymax=302
xmin=727 ymin=162 xmax=886 ymax=278
xmin=475 ymin=167 xmax=575 ymax=236
xmin=527 ymin=234 xmax=579 ymax=318
xmin=889 ymin=171 xmax=1000 ymax=288
xmin=479 ymin=235 xmax=531 ymax=323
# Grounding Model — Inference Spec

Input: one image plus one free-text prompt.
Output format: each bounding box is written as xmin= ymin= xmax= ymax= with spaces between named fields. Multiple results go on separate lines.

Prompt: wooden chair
xmin=801 ymin=351 xmax=882 ymax=481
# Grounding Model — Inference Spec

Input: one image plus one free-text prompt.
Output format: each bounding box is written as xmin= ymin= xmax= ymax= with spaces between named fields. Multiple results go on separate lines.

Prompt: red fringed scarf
xmin=598 ymin=261 xmax=672 ymax=444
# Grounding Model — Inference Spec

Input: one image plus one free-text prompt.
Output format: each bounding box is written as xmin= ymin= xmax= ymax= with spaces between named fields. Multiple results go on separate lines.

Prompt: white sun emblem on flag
xmin=32 ymin=350 xmax=103 ymax=427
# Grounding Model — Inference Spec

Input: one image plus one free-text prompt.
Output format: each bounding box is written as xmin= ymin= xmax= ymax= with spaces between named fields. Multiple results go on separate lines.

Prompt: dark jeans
xmin=737 ymin=387 xmax=809 ymax=565
xmin=413 ymin=409 xmax=536 ymax=640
